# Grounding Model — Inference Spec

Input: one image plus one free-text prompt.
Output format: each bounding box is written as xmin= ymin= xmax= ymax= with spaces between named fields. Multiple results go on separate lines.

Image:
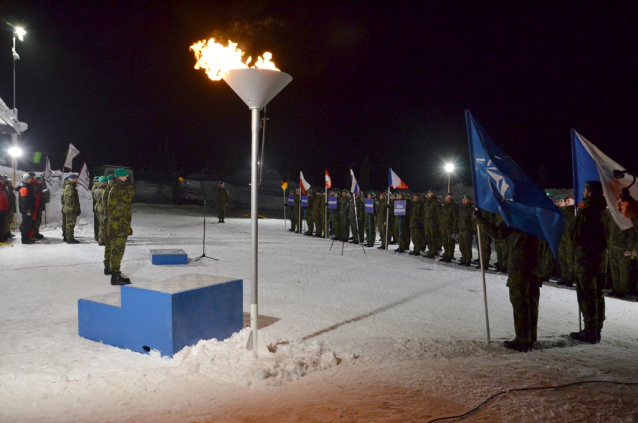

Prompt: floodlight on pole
xmin=222 ymin=68 xmax=292 ymax=353
xmin=445 ymin=163 xmax=455 ymax=192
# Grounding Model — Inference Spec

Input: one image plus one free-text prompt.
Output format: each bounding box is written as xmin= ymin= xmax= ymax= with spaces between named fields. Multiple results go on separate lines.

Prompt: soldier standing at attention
xmin=458 ymin=195 xmax=474 ymax=266
xmin=376 ymin=191 xmax=388 ymax=249
xmin=314 ymin=190 xmax=325 ymax=238
xmin=388 ymin=192 xmax=397 ymax=245
xmin=95 ymin=176 xmax=108 ymax=246
xmin=439 ymin=192 xmax=459 ymax=263
xmin=62 ymin=174 xmax=81 ymax=244
xmin=409 ymin=192 xmax=424 ymax=255
xmin=91 ymin=176 xmax=100 ymax=240
xmin=215 ymin=182 xmax=229 ymax=223
xmin=102 ymin=174 xmax=115 ymax=267
xmin=474 ymin=209 xmax=544 ymax=352
xmin=569 ymin=180 xmax=607 ymax=344
xmin=305 ymin=189 xmax=315 ymax=236
xmin=423 ymin=190 xmax=440 ymax=258
xmin=364 ymin=192 xmax=377 ymax=247
xmin=394 ymin=192 xmax=410 ymax=253
xmin=292 ymin=188 xmax=301 ymax=233
xmin=105 ymin=168 xmax=135 ymax=286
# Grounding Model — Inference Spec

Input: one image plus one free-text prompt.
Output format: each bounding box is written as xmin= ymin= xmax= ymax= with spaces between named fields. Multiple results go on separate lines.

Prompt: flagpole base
xmin=244 ymin=329 xmax=270 ymax=354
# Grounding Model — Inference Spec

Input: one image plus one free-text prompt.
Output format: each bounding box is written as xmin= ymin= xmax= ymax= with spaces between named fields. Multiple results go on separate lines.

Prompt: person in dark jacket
xmin=17 ymin=173 xmax=36 ymax=244
xmin=569 ymin=181 xmax=608 ymax=344
xmin=0 ymin=176 xmax=8 ymax=242
xmin=475 ymin=209 xmax=545 ymax=352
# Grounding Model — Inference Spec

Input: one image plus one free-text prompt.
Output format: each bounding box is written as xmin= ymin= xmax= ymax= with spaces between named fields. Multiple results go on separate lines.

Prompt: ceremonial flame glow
xmin=190 ymin=38 xmax=279 ymax=81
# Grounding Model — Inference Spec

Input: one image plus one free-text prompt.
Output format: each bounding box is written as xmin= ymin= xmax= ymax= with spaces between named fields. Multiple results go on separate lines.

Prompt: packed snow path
xmin=1 ymin=204 xmax=638 ymax=422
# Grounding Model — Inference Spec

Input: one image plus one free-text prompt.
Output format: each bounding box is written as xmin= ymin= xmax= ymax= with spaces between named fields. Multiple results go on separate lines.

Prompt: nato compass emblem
xmin=486 ymin=159 xmax=511 ymax=202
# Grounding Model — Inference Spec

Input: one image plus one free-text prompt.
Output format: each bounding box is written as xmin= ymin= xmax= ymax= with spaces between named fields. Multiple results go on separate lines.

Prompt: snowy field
xmin=1 ymin=203 xmax=638 ymax=422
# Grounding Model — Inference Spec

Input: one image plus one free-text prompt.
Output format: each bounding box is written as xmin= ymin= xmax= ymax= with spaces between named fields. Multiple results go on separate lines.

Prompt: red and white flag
xmin=388 ymin=167 xmax=409 ymax=189
xmin=325 ymin=170 xmax=332 ymax=189
xmin=64 ymin=143 xmax=81 ymax=170
xmin=299 ymin=171 xmax=311 ymax=194
xmin=43 ymin=156 xmax=53 ymax=184
xmin=77 ymin=161 xmax=90 ymax=191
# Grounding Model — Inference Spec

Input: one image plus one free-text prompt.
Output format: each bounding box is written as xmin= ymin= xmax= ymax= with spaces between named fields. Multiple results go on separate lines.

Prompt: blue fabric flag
xmin=466 ymin=110 xmax=565 ymax=258
xmin=571 ymin=129 xmax=600 ymax=205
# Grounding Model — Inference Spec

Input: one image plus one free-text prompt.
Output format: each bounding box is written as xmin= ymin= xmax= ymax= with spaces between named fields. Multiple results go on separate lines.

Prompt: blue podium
xmin=78 ymin=274 xmax=243 ymax=357
xmin=150 ymin=249 xmax=188 ymax=265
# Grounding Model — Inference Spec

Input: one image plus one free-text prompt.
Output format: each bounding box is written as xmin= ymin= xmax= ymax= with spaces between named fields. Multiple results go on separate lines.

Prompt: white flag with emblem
xmin=77 ymin=161 xmax=90 ymax=191
xmin=64 ymin=143 xmax=81 ymax=170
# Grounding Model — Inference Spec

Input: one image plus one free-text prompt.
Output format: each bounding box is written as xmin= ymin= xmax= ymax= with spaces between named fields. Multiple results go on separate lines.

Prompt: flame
xmin=190 ymin=38 xmax=279 ymax=81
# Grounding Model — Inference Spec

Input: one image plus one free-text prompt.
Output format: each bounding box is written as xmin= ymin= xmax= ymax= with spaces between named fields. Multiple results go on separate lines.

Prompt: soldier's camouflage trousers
xmin=64 ymin=213 xmax=78 ymax=241
xmin=104 ymin=235 xmax=128 ymax=272
xmin=477 ymin=230 xmax=491 ymax=267
xmin=217 ymin=203 xmax=227 ymax=220
xmin=395 ymin=217 xmax=410 ymax=251
xmin=508 ymin=276 xmax=540 ymax=344
xmin=307 ymin=213 xmax=315 ymax=235
xmin=495 ymin=239 xmax=509 ymax=268
xmin=574 ymin=262 xmax=605 ymax=332
xmin=559 ymin=238 xmax=574 ymax=282
xmin=377 ymin=220 xmax=387 ymax=247
xmin=424 ymin=224 xmax=439 ymax=256
xmin=459 ymin=231 xmax=473 ymax=264
xmin=609 ymin=247 xmax=632 ymax=295
xmin=365 ymin=215 xmax=376 ymax=246
xmin=440 ymin=229 xmax=455 ymax=259
xmin=332 ymin=212 xmax=340 ymax=238
xmin=410 ymin=226 xmax=424 ymax=252
xmin=93 ymin=208 xmax=99 ymax=239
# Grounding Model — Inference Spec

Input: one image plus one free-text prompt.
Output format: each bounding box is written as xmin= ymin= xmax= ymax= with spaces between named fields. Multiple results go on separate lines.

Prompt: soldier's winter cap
xmin=65 ymin=174 xmax=78 ymax=180
xmin=114 ymin=168 xmax=130 ymax=177
xmin=22 ymin=173 xmax=32 ymax=181
xmin=107 ymin=174 xmax=115 ymax=181
xmin=584 ymin=180 xmax=603 ymax=196
xmin=99 ymin=176 xmax=108 ymax=183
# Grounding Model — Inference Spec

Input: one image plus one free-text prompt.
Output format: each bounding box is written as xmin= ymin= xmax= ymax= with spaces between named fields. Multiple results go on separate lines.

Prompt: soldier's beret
xmin=107 ymin=174 xmax=115 ymax=181
xmin=66 ymin=174 xmax=78 ymax=180
xmin=114 ymin=168 xmax=130 ymax=177
xmin=94 ymin=176 xmax=99 ymax=180
xmin=427 ymin=189 xmax=435 ymax=194
xmin=99 ymin=176 xmax=108 ymax=183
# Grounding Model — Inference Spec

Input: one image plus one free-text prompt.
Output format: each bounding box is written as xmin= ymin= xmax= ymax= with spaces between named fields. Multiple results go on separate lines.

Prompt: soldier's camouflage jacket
xmin=62 ymin=180 xmax=81 ymax=215
xmin=106 ymin=179 xmax=135 ymax=238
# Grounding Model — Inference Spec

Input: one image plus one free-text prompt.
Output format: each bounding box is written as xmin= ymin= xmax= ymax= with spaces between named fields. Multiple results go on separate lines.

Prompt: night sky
xmin=1 ymin=1 xmax=637 ymax=192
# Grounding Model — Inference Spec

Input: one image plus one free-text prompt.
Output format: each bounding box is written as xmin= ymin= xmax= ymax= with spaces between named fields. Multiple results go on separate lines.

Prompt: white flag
xmin=77 ymin=162 xmax=90 ymax=191
xmin=44 ymin=156 xmax=52 ymax=184
xmin=299 ymin=171 xmax=311 ymax=194
xmin=64 ymin=143 xmax=81 ymax=170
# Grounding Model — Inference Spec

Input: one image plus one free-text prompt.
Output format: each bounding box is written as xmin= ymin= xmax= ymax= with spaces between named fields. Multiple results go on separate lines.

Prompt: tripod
xmin=194 ymin=199 xmax=219 ymax=262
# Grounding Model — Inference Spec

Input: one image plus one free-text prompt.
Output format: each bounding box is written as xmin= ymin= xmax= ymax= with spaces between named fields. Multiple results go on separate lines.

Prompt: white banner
xmin=77 ymin=161 xmax=90 ymax=191
xmin=64 ymin=143 xmax=81 ymax=170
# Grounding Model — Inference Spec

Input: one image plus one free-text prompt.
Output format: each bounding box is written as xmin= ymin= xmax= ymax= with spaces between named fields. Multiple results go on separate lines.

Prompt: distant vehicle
xmin=100 ymin=165 xmax=134 ymax=183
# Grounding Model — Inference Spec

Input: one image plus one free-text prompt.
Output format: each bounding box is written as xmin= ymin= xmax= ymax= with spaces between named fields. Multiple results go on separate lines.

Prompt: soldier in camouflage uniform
xmin=355 ymin=191 xmax=365 ymax=243
xmin=292 ymin=188 xmax=300 ymax=233
xmin=557 ymin=196 xmax=576 ymax=286
xmin=474 ymin=209 xmax=494 ymax=269
xmin=62 ymin=174 xmax=81 ymax=244
xmin=493 ymin=213 xmax=510 ymax=273
xmin=438 ymin=193 xmax=459 ymax=262
xmin=569 ymin=181 xmax=607 ymax=344
xmin=105 ymin=168 xmax=135 ymax=285
xmin=388 ymin=192 xmax=397 ymax=245
xmin=305 ymin=190 xmax=315 ymax=236
xmin=364 ymin=192 xmax=377 ymax=247
xmin=409 ymin=193 xmax=424 ymax=255
xmin=377 ymin=191 xmax=388 ymax=249
xmin=94 ymin=176 xmax=107 ymax=245
xmin=315 ymin=191 xmax=325 ymax=237
xmin=339 ymin=189 xmax=351 ymax=241
xmin=91 ymin=176 xmax=100 ymax=240
xmin=475 ymin=209 xmax=544 ymax=352
xmin=603 ymin=208 xmax=636 ymax=298
xmin=215 ymin=182 xmax=229 ymax=223
xmin=331 ymin=190 xmax=341 ymax=239
xmin=423 ymin=190 xmax=440 ymax=258
xmin=458 ymin=195 xmax=474 ymax=266
xmin=394 ymin=192 xmax=410 ymax=252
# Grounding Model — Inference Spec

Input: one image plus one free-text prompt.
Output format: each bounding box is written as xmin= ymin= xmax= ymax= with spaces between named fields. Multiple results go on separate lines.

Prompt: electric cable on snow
xmin=426 ymin=380 xmax=638 ymax=422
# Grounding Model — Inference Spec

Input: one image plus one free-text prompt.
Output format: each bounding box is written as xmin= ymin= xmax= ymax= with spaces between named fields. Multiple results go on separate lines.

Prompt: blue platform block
xmin=151 ymin=249 xmax=188 ymax=265
xmin=78 ymin=274 xmax=243 ymax=357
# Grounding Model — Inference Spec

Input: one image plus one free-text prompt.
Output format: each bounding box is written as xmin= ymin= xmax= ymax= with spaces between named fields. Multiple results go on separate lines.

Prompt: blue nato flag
xmin=466 ymin=110 xmax=565 ymax=258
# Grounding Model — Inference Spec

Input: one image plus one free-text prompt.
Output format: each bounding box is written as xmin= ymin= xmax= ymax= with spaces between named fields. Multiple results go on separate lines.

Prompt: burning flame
xmin=190 ymin=38 xmax=279 ymax=81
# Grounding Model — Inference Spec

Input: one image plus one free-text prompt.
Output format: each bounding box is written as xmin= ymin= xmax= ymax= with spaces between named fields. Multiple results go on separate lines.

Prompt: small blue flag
xmin=466 ymin=111 xmax=565 ymax=258
xmin=571 ymin=129 xmax=600 ymax=205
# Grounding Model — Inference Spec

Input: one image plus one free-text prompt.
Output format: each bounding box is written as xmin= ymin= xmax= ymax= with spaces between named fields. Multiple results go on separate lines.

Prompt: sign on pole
xmin=393 ymin=200 xmax=406 ymax=216
xmin=300 ymin=195 xmax=308 ymax=208
xmin=328 ymin=196 xmax=338 ymax=209
xmin=364 ymin=198 xmax=374 ymax=213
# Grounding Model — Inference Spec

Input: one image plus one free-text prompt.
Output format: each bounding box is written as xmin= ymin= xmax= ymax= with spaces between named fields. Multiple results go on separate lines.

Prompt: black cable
xmin=426 ymin=380 xmax=638 ymax=423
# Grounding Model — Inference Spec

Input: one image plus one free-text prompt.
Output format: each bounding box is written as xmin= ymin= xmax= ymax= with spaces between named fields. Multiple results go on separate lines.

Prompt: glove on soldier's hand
xmin=472 ymin=209 xmax=481 ymax=219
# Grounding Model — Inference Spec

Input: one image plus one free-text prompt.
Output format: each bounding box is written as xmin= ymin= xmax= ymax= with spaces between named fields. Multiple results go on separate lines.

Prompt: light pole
xmin=12 ymin=27 xmax=26 ymax=114
xmin=8 ymin=146 xmax=22 ymax=186
xmin=445 ymin=163 xmax=455 ymax=192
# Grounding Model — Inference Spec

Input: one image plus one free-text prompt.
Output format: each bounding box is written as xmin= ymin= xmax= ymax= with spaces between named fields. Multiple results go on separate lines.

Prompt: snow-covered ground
xmin=1 ymin=203 xmax=638 ymax=422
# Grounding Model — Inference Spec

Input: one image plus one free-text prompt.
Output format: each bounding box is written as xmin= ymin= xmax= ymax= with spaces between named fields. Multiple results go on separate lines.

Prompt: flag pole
xmin=283 ymin=189 xmax=286 ymax=230
xmin=477 ymin=224 xmax=491 ymax=344
xmin=570 ymin=128 xmax=583 ymax=333
xmin=386 ymin=187 xmax=390 ymax=251
xmin=325 ymin=186 xmax=328 ymax=239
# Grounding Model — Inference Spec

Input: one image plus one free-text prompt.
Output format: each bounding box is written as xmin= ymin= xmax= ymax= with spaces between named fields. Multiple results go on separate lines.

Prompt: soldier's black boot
xmin=104 ymin=268 xmax=112 ymax=275
xmin=111 ymin=272 xmax=131 ymax=286
xmin=569 ymin=328 xmax=598 ymax=344
xmin=503 ymin=339 xmax=533 ymax=352
xmin=66 ymin=238 xmax=80 ymax=244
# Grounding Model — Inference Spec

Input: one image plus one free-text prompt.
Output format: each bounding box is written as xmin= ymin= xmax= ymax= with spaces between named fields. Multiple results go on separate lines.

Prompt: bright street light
xmin=444 ymin=163 xmax=455 ymax=192
xmin=14 ymin=27 xmax=26 ymax=42
xmin=8 ymin=146 xmax=22 ymax=157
